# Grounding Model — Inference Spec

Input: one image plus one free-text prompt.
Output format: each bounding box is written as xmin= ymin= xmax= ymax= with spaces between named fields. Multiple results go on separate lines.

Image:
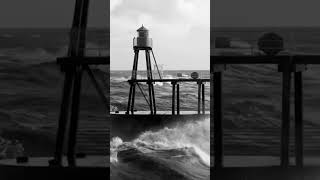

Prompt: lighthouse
xmin=127 ymin=25 xmax=157 ymax=115
xmin=133 ymin=25 xmax=153 ymax=48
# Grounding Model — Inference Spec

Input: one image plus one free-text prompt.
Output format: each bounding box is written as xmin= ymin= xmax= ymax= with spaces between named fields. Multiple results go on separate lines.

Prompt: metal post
xmin=53 ymin=67 xmax=74 ymax=166
xmin=295 ymin=71 xmax=303 ymax=167
xmin=198 ymin=82 xmax=201 ymax=114
xmin=213 ymin=71 xmax=223 ymax=168
xmin=66 ymin=0 xmax=89 ymax=167
xmin=67 ymin=66 xmax=83 ymax=167
xmin=85 ymin=65 xmax=108 ymax=106
xmin=127 ymin=84 xmax=133 ymax=114
xmin=148 ymin=51 xmax=157 ymax=114
xmin=177 ymin=84 xmax=180 ymax=115
xmin=280 ymin=62 xmax=291 ymax=168
xmin=172 ymin=82 xmax=176 ymax=115
xmin=145 ymin=50 xmax=154 ymax=114
xmin=202 ymin=83 xmax=205 ymax=114
xmin=127 ymin=50 xmax=139 ymax=114
xmin=131 ymin=83 xmax=136 ymax=114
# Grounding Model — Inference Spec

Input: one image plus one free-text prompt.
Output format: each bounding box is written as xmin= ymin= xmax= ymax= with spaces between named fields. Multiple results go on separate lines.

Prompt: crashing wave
xmin=110 ymin=118 xmax=210 ymax=179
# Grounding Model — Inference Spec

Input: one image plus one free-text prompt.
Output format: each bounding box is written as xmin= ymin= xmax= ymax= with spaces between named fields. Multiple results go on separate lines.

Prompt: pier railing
xmin=211 ymin=54 xmax=320 ymax=169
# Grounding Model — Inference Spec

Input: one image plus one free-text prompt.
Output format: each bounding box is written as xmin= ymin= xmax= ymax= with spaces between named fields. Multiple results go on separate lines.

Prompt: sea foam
xmin=111 ymin=118 xmax=210 ymax=166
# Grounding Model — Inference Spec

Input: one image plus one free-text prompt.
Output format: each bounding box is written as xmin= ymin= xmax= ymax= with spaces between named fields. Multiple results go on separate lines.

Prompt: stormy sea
xmin=2 ymin=27 xmax=320 ymax=179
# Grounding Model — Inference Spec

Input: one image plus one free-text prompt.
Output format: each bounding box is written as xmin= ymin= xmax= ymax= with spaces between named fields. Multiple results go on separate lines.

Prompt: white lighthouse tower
xmin=127 ymin=25 xmax=157 ymax=115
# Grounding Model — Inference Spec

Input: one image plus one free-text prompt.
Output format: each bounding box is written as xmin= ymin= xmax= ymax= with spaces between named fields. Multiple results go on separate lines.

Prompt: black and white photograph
xmin=212 ymin=0 xmax=320 ymax=179
xmin=0 ymin=0 xmax=109 ymax=179
xmin=110 ymin=0 xmax=210 ymax=179
xmin=1 ymin=0 xmax=320 ymax=179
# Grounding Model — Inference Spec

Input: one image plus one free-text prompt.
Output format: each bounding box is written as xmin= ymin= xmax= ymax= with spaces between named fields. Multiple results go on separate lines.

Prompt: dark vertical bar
xmin=151 ymin=85 xmax=156 ymax=114
xmin=146 ymin=50 xmax=153 ymax=114
xmin=177 ymin=84 xmax=180 ymax=115
xmin=66 ymin=0 xmax=88 ymax=167
xmin=214 ymin=72 xmax=223 ymax=168
xmin=67 ymin=66 xmax=83 ymax=166
xmin=85 ymin=65 xmax=108 ymax=106
xmin=68 ymin=0 xmax=84 ymax=56
xmin=77 ymin=0 xmax=89 ymax=49
xmin=132 ymin=50 xmax=139 ymax=79
xmin=281 ymin=62 xmax=291 ymax=168
xmin=77 ymin=0 xmax=90 ymax=56
xmin=126 ymin=85 xmax=133 ymax=114
xmin=198 ymin=82 xmax=201 ymax=114
xmin=127 ymin=50 xmax=139 ymax=114
xmin=172 ymin=82 xmax=176 ymax=115
xmin=131 ymin=83 xmax=136 ymax=114
xmin=202 ymin=83 xmax=205 ymax=114
xmin=295 ymin=71 xmax=303 ymax=167
xmin=148 ymin=51 xmax=157 ymax=114
xmin=53 ymin=69 xmax=74 ymax=165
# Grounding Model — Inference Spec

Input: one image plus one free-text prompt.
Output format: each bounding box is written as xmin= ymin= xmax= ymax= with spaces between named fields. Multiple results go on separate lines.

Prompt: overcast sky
xmin=111 ymin=0 xmax=210 ymax=70
xmin=213 ymin=0 xmax=320 ymax=27
xmin=1 ymin=0 xmax=320 ymax=69
xmin=0 ymin=0 xmax=109 ymax=27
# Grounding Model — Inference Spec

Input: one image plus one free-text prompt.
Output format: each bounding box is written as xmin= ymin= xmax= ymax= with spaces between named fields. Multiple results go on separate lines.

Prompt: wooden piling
xmin=172 ymin=82 xmax=176 ymax=115
xmin=177 ymin=83 xmax=180 ymax=115
xmin=198 ymin=82 xmax=201 ymax=114
xmin=295 ymin=71 xmax=303 ymax=167
xmin=202 ymin=83 xmax=205 ymax=114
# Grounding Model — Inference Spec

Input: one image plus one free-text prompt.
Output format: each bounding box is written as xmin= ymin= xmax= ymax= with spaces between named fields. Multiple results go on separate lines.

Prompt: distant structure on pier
xmin=127 ymin=25 xmax=162 ymax=115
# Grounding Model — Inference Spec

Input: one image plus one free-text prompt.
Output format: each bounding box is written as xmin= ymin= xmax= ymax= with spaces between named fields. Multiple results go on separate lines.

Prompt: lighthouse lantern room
xmin=133 ymin=25 xmax=153 ymax=49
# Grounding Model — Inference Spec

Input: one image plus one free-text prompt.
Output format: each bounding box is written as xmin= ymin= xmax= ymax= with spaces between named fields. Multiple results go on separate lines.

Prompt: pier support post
xmin=198 ymin=82 xmax=202 ymax=114
xmin=212 ymin=64 xmax=225 ymax=169
xmin=172 ymin=82 xmax=176 ymax=115
xmin=294 ymin=64 xmax=306 ymax=168
xmin=145 ymin=50 xmax=154 ymax=115
xmin=127 ymin=48 xmax=156 ymax=115
xmin=177 ymin=83 xmax=180 ymax=115
xmin=127 ymin=50 xmax=139 ymax=114
xmin=67 ymin=66 xmax=84 ymax=166
xmin=53 ymin=66 xmax=74 ymax=165
xmin=202 ymin=83 xmax=205 ymax=114
xmin=279 ymin=61 xmax=292 ymax=168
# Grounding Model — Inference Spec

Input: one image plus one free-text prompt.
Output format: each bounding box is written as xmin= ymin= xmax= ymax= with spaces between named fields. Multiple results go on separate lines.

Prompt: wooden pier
xmin=127 ymin=78 xmax=210 ymax=115
xmin=211 ymin=54 xmax=320 ymax=179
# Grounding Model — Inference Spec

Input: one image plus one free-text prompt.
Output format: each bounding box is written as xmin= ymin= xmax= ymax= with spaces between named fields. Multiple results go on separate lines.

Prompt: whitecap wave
xmin=111 ymin=118 xmax=210 ymax=166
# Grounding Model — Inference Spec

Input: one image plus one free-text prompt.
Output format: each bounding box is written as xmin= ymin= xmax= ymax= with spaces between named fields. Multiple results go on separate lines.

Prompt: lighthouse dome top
xmin=137 ymin=25 xmax=148 ymax=32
